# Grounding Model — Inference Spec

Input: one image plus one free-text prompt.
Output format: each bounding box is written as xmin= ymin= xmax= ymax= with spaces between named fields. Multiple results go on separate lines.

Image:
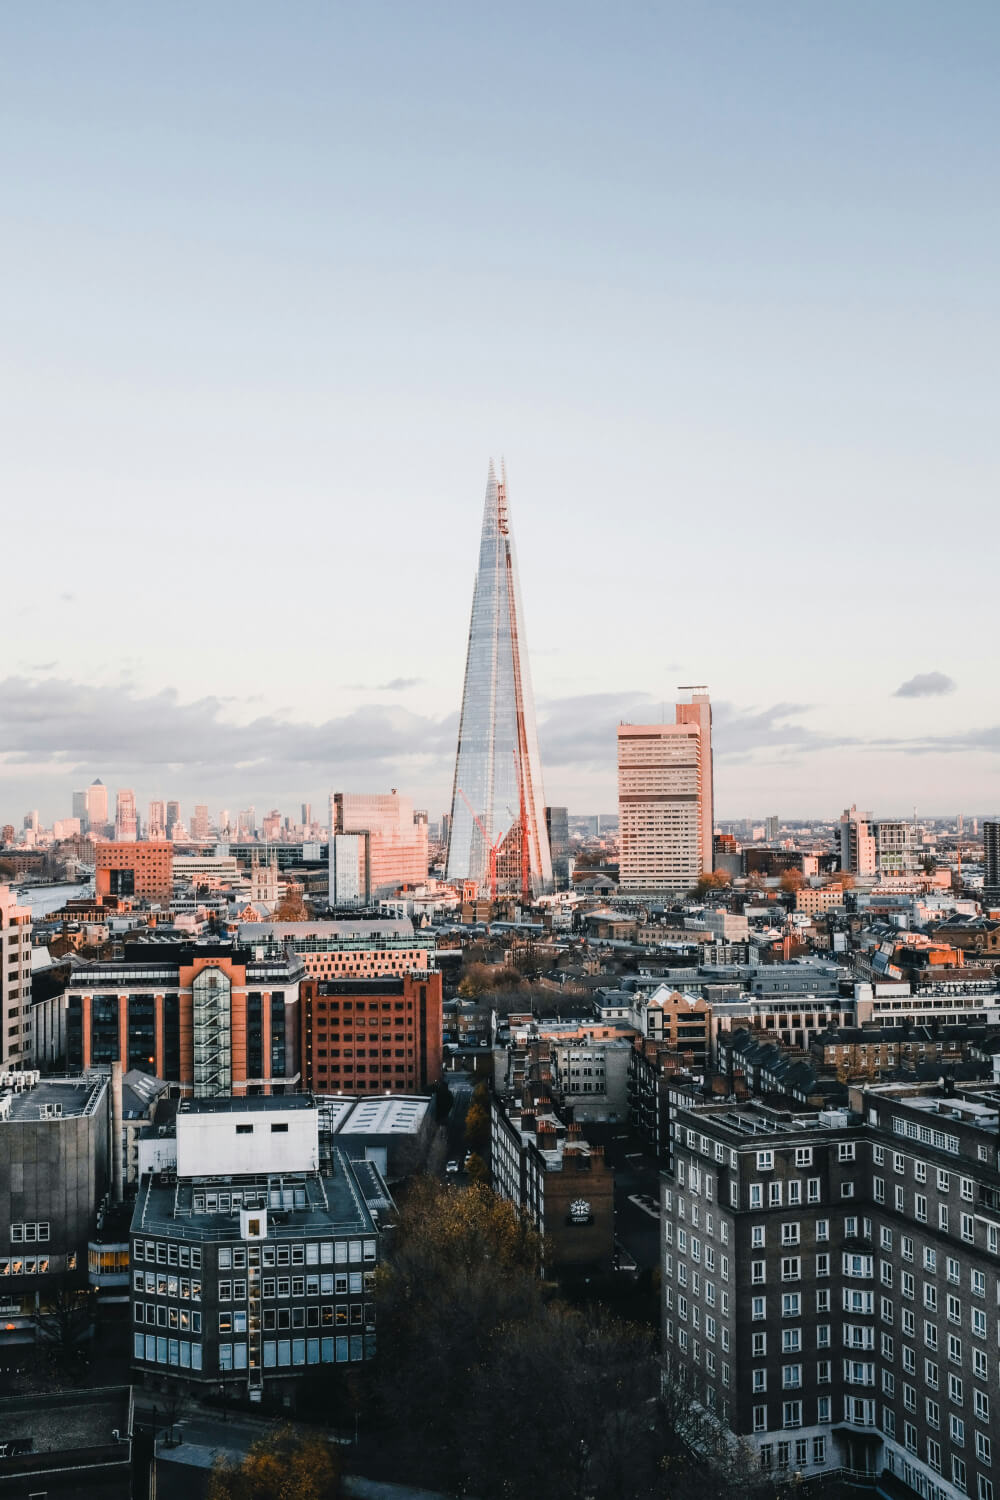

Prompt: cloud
xmin=345 ymin=678 xmax=424 ymax=692
xmin=893 ymin=672 xmax=956 ymax=699
xmin=0 ymin=675 xmax=456 ymax=790
xmin=533 ymin=693 xmax=855 ymax=768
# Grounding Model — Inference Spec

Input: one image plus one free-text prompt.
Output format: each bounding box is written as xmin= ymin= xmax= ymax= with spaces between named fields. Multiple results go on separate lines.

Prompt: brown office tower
xmin=96 ymin=841 xmax=174 ymax=901
xmin=299 ymin=970 xmax=442 ymax=1095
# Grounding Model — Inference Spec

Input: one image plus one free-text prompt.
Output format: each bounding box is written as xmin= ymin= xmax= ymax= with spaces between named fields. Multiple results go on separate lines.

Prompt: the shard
xmin=446 ymin=460 xmax=553 ymax=898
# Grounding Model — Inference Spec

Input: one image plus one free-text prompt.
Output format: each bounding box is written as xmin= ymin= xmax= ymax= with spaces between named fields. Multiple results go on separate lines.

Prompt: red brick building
xmin=299 ymin=971 xmax=442 ymax=1095
xmin=96 ymin=840 xmax=173 ymax=901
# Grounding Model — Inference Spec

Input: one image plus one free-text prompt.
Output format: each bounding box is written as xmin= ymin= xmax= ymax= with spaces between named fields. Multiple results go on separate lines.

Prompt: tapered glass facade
xmin=446 ymin=461 xmax=552 ymax=897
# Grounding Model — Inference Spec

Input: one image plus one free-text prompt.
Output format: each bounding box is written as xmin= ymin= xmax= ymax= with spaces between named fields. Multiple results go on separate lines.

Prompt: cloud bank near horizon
xmin=1 ymin=673 xmax=997 ymax=821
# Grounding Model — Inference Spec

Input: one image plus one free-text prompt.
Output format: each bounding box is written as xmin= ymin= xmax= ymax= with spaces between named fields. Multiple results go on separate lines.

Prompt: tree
xmin=465 ymin=1152 xmax=488 ymax=1184
xmin=33 ymin=1279 xmax=94 ymax=1374
xmin=779 ymin=870 xmax=804 ymax=893
xmin=464 ymin=1100 xmax=490 ymax=1150
xmin=432 ymin=1077 xmax=453 ymax=1122
xmin=207 ymin=1427 xmax=341 ymax=1500
xmin=691 ymin=872 xmax=731 ymax=897
xmin=370 ymin=1178 xmax=543 ymax=1487
xmin=923 ymin=855 xmax=937 ymax=874
xmin=369 ymin=1179 xmax=742 ymax=1500
xmin=274 ymin=891 xmax=308 ymax=921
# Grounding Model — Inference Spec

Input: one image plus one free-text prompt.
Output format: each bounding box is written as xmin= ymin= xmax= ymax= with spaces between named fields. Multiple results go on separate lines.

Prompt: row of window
xmin=133 ymin=1334 xmax=203 ymax=1369
xmin=9 ymin=1222 xmax=49 ymax=1244
xmin=134 ymin=1272 xmax=201 ymax=1300
xmin=134 ymin=1303 xmax=202 ymax=1332
xmin=0 ymin=1256 xmax=52 ymax=1276
xmin=220 ymin=1335 xmax=371 ymax=1369
xmin=133 ymin=1241 xmax=202 ymax=1268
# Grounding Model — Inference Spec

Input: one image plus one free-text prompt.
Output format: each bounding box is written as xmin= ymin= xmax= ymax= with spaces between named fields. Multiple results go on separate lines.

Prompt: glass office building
xmin=446 ymin=461 xmax=552 ymax=898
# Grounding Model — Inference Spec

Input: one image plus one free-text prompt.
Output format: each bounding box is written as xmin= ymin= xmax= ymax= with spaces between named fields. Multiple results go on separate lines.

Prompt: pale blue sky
xmin=2 ymin=2 xmax=999 ymax=822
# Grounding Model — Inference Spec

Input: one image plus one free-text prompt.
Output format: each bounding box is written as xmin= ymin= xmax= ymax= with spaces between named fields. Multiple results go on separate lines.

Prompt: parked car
xmin=446 ymin=1160 xmax=459 ymax=1174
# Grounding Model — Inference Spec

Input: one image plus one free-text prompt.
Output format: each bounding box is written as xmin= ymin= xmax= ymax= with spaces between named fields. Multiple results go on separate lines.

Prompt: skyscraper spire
xmin=446 ymin=461 xmax=552 ymax=898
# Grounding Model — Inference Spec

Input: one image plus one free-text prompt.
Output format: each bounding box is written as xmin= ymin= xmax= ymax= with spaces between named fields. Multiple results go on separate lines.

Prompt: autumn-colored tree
xmin=779 ymin=869 xmax=804 ymax=893
xmin=463 ymin=1100 xmax=490 ymax=1149
xmin=274 ymin=890 xmax=308 ymax=921
xmin=207 ymin=1427 xmax=341 ymax=1500
xmin=465 ymin=1152 xmax=488 ymax=1184
xmin=691 ymin=871 xmax=731 ymax=897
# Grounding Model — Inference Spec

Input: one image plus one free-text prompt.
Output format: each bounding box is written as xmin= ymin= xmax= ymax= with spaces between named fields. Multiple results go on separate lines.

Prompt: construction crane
xmin=457 ymin=788 xmax=505 ymax=902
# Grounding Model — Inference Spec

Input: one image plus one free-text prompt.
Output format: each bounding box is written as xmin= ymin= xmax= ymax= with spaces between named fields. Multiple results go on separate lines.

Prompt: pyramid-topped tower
xmin=445 ymin=461 xmax=552 ymax=899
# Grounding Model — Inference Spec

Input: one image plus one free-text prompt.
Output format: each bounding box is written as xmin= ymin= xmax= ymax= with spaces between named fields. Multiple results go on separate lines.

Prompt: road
xmin=605 ymin=1138 xmax=664 ymax=1273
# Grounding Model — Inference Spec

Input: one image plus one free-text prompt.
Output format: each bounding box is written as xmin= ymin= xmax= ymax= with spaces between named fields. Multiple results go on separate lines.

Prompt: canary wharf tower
xmin=446 ymin=461 xmax=553 ymax=899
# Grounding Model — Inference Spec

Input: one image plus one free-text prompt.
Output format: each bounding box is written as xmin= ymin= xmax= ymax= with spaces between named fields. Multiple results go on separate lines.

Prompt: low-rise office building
xmin=66 ymin=941 xmax=303 ymax=1095
xmin=130 ymin=1094 xmax=390 ymax=1401
xmin=0 ymin=1072 xmax=109 ymax=1342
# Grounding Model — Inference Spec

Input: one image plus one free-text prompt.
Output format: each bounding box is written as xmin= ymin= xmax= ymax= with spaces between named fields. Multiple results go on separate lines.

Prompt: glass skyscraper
xmin=446 ymin=460 xmax=552 ymax=898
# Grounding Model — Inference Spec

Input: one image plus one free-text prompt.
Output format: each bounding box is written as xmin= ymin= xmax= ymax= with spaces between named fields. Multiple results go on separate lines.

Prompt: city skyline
xmin=4 ymin=6 xmax=1000 ymax=817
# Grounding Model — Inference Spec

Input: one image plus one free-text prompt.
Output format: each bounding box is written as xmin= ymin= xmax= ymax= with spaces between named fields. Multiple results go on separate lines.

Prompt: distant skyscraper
xmin=86 ymin=779 xmax=108 ymax=834
xmin=330 ymin=790 xmax=428 ymax=901
xmin=617 ymin=690 xmax=714 ymax=894
xmin=114 ymin=789 xmax=137 ymax=842
xmin=445 ymin=460 xmax=552 ymax=898
xmin=765 ymin=814 xmax=779 ymax=843
xmin=545 ymin=806 xmax=571 ymax=890
xmin=301 ymin=803 xmax=312 ymax=827
xmin=192 ymin=804 xmax=211 ymax=841
xmin=148 ymin=800 xmax=167 ymax=839
xmin=984 ymin=822 xmax=1000 ymax=896
xmin=72 ymin=789 xmax=88 ymax=830
xmin=166 ymin=801 xmax=180 ymax=839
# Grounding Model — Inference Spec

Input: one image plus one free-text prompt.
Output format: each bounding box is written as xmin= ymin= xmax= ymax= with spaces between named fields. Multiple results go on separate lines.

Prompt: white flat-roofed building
xmin=175 ymin=1095 xmax=319 ymax=1178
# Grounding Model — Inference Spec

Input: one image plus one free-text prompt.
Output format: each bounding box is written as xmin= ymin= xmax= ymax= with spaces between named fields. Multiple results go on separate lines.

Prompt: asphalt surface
xmin=606 ymin=1138 xmax=664 ymax=1273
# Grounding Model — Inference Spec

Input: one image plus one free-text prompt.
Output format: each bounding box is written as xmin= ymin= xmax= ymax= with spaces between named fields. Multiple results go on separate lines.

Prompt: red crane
xmin=457 ymin=788 xmax=505 ymax=901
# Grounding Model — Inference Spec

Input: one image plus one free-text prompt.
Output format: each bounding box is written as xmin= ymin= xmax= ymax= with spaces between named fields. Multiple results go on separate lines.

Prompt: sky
xmin=2 ymin=2 xmax=1000 ymax=825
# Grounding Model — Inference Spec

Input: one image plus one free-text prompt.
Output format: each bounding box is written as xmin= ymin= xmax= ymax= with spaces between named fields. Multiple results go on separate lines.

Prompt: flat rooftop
xmin=1 ymin=1077 xmax=105 ymax=1123
xmin=336 ymin=1096 xmax=430 ymax=1135
xmin=177 ymin=1094 xmax=316 ymax=1115
xmin=133 ymin=1147 xmax=381 ymax=1239
xmin=240 ymin=919 xmax=416 ymax=939
xmin=0 ymin=1385 xmax=130 ymax=1454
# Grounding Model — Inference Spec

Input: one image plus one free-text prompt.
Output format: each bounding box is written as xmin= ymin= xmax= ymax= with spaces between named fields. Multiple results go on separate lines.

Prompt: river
xmin=13 ymin=881 xmax=93 ymax=919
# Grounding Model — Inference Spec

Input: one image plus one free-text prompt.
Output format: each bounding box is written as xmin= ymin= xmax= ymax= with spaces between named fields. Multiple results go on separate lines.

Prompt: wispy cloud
xmin=894 ymin=671 xmax=956 ymax=699
xmin=345 ymin=677 xmax=424 ymax=692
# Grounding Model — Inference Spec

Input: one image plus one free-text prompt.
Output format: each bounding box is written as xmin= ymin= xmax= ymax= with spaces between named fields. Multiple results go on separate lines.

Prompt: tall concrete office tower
xmin=446 ymin=461 xmax=552 ymax=898
xmin=617 ymin=689 xmax=714 ymax=894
